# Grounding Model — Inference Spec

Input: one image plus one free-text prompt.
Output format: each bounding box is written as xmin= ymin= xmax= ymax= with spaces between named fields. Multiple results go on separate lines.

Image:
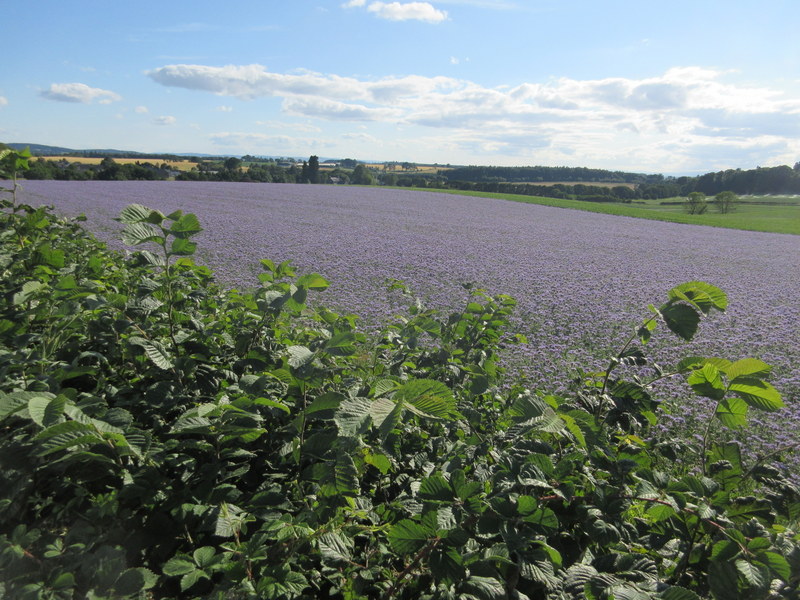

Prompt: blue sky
xmin=2 ymin=0 xmax=799 ymax=173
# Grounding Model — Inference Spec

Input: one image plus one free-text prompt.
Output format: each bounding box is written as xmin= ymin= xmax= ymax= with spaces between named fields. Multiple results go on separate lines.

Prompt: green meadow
xmin=422 ymin=189 xmax=800 ymax=235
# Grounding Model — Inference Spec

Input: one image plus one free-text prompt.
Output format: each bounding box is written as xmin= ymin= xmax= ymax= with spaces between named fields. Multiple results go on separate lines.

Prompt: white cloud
xmin=342 ymin=0 xmax=366 ymax=6
xmin=147 ymin=62 xmax=800 ymax=171
xmin=216 ymin=105 xmax=233 ymax=112
xmin=0 ymin=96 xmax=7 ymax=107
xmin=135 ymin=105 xmax=149 ymax=114
xmin=40 ymin=83 xmax=121 ymax=104
xmin=154 ymin=115 xmax=176 ymax=125
xmin=367 ymin=2 xmax=448 ymax=22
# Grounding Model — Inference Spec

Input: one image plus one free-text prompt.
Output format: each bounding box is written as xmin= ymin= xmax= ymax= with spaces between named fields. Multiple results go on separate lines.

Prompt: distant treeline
xmin=10 ymin=151 xmax=800 ymax=200
xmin=22 ymin=157 xmax=171 ymax=181
xmin=441 ymin=163 xmax=800 ymax=200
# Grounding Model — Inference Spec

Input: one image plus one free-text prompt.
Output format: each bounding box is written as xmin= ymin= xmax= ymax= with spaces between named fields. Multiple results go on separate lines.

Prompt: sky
xmin=2 ymin=0 xmax=799 ymax=174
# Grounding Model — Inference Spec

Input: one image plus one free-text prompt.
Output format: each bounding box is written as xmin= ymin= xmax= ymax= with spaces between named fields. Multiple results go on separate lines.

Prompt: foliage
xmin=713 ymin=191 xmax=738 ymax=214
xmin=0 ymin=145 xmax=31 ymax=204
xmin=1 ymin=201 xmax=798 ymax=599
xmin=684 ymin=192 xmax=708 ymax=215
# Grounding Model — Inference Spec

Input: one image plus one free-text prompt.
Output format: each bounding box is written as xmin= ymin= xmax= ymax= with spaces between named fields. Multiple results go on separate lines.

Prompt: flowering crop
xmin=17 ymin=180 xmax=800 ymax=467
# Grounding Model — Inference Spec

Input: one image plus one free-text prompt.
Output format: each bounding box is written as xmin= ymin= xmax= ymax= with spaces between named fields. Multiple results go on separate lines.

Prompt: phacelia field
xmin=17 ymin=180 xmax=800 ymax=469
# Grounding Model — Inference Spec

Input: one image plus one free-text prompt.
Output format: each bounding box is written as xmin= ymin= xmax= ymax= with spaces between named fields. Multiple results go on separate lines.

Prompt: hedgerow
xmin=0 ymin=196 xmax=798 ymax=599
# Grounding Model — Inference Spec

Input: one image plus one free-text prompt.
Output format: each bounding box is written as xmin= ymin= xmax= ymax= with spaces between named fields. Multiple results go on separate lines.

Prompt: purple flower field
xmin=16 ymin=180 xmax=800 ymax=466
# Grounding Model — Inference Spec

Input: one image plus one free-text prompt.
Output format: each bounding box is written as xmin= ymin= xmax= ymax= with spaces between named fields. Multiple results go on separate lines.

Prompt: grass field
xmin=421 ymin=188 xmax=800 ymax=235
xmin=41 ymin=156 xmax=197 ymax=171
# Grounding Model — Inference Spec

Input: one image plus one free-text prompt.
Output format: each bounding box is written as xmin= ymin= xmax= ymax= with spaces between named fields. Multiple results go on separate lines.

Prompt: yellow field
xmin=42 ymin=156 xmax=197 ymax=171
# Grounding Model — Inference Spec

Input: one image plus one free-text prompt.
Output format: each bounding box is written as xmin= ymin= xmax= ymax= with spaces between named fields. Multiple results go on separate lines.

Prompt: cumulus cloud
xmin=367 ymin=2 xmax=448 ymax=22
xmin=40 ymin=83 xmax=121 ymax=104
xmin=147 ymin=62 xmax=800 ymax=171
xmin=135 ymin=105 xmax=149 ymax=114
xmin=216 ymin=105 xmax=233 ymax=112
xmin=154 ymin=115 xmax=176 ymax=125
xmin=0 ymin=96 xmax=7 ymax=107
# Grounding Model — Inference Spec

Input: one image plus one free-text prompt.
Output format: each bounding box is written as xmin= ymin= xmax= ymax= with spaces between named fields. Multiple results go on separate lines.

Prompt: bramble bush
xmin=0 ymin=197 xmax=798 ymax=599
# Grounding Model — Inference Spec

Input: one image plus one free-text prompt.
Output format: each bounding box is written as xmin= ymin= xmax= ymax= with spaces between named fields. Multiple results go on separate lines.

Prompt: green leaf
xmin=163 ymin=557 xmax=195 ymax=576
xmin=395 ymin=379 xmax=457 ymax=420
xmin=728 ymin=378 xmax=783 ymax=411
xmin=170 ymin=237 xmax=197 ymax=256
xmin=28 ymin=394 xmax=66 ymax=427
xmin=762 ymin=551 xmax=791 ymax=581
xmin=334 ymin=396 xmax=372 ymax=437
xmin=130 ymin=338 xmax=174 ymax=370
xmin=318 ymin=532 xmax=353 ymax=565
xmin=687 ymin=363 xmax=725 ymax=400
xmin=287 ymin=345 xmax=314 ymax=369
xmin=180 ymin=569 xmax=209 ymax=592
xmin=192 ymin=547 xmax=217 ymax=568
xmin=660 ymin=302 xmax=701 ymax=341
xmin=296 ymin=272 xmax=329 ymax=290
xmin=668 ymin=281 xmax=727 ymax=314
xmin=509 ymin=393 xmax=548 ymax=420
xmin=169 ymin=213 xmax=202 ymax=238
xmin=419 ymin=473 xmax=455 ymax=502
xmin=331 ymin=451 xmax=359 ymax=495
xmin=118 ymin=204 xmax=155 ymax=224
xmin=114 ymin=568 xmax=158 ymax=596
xmin=323 ymin=330 xmax=356 ymax=356
xmin=735 ymin=559 xmax=768 ymax=589
xmin=34 ymin=421 xmax=104 ymax=456
xmin=724 ymin=358 xmax=771 ymax=380
xmin=658 ymin=586 xmax=701 ymax=600
xmin=364 ymin=450 xmax=392 ymax=474
xmin=459 ymin=575 xmax=506 ymax=600
xmin=714 ymin=397 xmax=748 ymax=428
xmin=429 ymin=547 xmax=466 ymax=584
xmin=122 ymin=222 xmax=163 ymax=246
xmin=388 ymin=519 xmax=432 ymax=554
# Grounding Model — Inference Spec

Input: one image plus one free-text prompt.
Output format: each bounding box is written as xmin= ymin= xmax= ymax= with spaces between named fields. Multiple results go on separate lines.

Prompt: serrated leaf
xmin=388 ymin=520 xmax=432 ymax=554
xmin=296 ymin=272 xmax=329 ymax=290
xmin=192 ymin=546 xmax=217 ymax=568
xmin=331 ymin=451 xmax=359 ymax=496
xmin=660 ymin=302 xmax=701 ymax=341
xmin=287 ymin=345 xmax=314 ymax=369
xmin=687 ymin=363 xmax=725 ymax=400
xmin=459 ymin=575 xmax=506 ymax=600
xmin=180 ymin=569 xmax=209 ymax=592
xmin=735 ymin=559 xmax=768 ymax=589
xmin=318 ymin=532 xmax=353 ymax=565
xmin=163 ymin=557 xmax=195 ymax=576
xmin=762 ymin=551 xmax=791 ymax=581
xmin=724 ymin=358 xmax=771 ymax=380
xmin=34 ymin=421 xmax=104 ymax=456
xmin=127 ymin=337 xmax=174 ymax=370
xmin=118 ymin=204 xmax=155 ymax=224
xmin=668 ymin=281 xmax=727 ymax=314
xmin=658 ymin=586 xmax=701 ymax=600
xmin=729 ymin=378 xmax=783 ymax=411
xmin=419 ymin=473 xmax=455 ymax=502
xmin=323 ymin=330 xmax=356 ymax=356
xmin=122 ymin=222 xmax=163 ymax=246
xmin=170 ymin=237 xmax=197 ymax=256
xmin=714 ymin=397 xmax=748 ymax=428
xmin=334 ymin=396 xmax=372 ymax=437
xmin=430 ymin=547 xmax=466 ymax=584
xmin=395 ymin=379 xmax=457 ymax=420
xmin=170 ymin=213 xmax=202 ymax=238
xmin=114 ymin=567 xmax=158 ymax=595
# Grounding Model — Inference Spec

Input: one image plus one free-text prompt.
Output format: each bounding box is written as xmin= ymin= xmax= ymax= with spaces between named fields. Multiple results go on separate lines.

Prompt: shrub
xmin=0 ymin=200 xmax=798 ymax=599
